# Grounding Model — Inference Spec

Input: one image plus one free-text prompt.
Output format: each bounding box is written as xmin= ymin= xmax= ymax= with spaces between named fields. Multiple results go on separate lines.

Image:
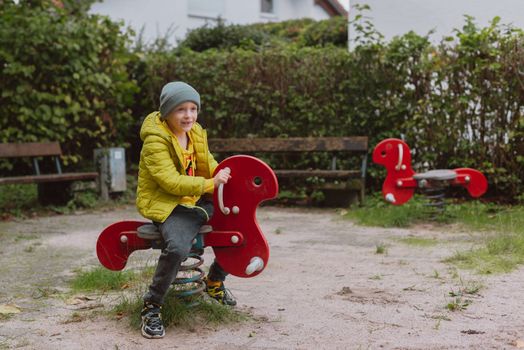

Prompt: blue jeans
xmin=143 ymin=198 xmax=228 ymax=305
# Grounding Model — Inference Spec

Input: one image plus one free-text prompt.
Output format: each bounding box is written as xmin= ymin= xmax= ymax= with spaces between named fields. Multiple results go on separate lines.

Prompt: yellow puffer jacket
xmin=136 ymin=111 xmax=218 ymax=223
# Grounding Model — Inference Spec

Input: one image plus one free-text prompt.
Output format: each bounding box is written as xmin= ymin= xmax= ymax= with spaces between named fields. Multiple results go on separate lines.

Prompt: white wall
xmin=350 ymin=0 xmax=524 ymax=43
xmin=91 ymin=0 xmax=334 ymax=45
xmin=90 ymin=0 xmax=188 ymax=43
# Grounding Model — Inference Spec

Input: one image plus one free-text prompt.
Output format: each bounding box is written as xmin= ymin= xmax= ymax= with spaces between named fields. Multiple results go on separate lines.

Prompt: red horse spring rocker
xmin=372 ymin=138 xmax=488 ymax=205
xmin=96 ymin=155 xmax=278 ymax=295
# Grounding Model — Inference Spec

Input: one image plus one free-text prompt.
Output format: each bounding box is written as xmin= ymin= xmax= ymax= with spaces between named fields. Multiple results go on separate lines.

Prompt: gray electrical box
xmin=94 ymin=147 xmax=127 ymax=200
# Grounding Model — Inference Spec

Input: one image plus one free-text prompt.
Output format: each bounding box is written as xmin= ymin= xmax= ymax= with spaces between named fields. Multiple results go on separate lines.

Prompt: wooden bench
xmin=208 ymin=137 xmax=368 ymax=206
xmin=0 ymin=142 xmax=98 ymax=205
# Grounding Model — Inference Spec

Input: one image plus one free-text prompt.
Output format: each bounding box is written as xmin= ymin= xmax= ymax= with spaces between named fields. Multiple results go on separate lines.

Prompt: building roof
xmin=316 ymin=0 xmax=348 ymax=18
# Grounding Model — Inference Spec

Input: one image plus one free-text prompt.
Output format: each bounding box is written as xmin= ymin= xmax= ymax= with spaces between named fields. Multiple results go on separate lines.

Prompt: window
xmin=261 ymin=0 xmax=274 ymax=14
xmin=188 ymin=0 xmax=224 ymax=19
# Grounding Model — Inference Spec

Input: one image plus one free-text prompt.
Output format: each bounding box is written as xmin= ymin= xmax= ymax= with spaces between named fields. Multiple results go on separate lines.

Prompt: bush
xmin=178 ymin=16 xmax=348 ymax=51
xmin=179 ymin=19 xmax=268 ymax=52
xmin=0 ymin=1 xmax=138 ymax=168
xmin=301 ymin=15 xmax=347 ymax=47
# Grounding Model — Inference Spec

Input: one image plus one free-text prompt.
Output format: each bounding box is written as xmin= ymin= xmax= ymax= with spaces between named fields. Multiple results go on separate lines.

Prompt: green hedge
xmin=179 ymin=16 xmax=348 ymax=51
xmin=0 ymin=1 xmax=137 ymax=167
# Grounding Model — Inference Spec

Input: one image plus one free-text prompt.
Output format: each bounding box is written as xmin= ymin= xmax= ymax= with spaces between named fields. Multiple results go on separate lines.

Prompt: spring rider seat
xmin=372 ymin=138 xmax=488 ymax=207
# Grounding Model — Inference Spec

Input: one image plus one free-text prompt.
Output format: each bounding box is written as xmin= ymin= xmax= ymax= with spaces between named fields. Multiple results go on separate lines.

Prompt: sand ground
xmin=1 ymin=205 xmax=524 ymax=350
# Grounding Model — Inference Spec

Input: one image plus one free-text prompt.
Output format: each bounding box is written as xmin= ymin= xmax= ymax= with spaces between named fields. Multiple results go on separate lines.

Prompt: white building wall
xmin=350 ymin=0 xmax=524 ymax=43
xmin=90 ymin=0 xmax=336 ymax=45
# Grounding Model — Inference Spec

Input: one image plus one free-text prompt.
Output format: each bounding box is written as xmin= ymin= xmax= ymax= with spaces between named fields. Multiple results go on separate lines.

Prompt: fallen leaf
xmin=511 ymin=339 xmax=524 ymax=348
xmin=75 ymin=303 xmax=104 ymax=310
xmin=0 ymin=304 xmax=21 ymax=314
xmin=65 ymin=295 xmax=95 ymax=305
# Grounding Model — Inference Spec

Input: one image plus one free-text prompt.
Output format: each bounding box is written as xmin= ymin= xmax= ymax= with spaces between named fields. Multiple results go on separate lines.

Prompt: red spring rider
xmin=96 ymin=154 xmax=278 ymax=280
xmin=372 ymin=138 xmax=488 ymax=205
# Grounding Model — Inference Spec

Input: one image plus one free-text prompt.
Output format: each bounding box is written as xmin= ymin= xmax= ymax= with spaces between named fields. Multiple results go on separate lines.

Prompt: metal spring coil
xmin=172 ymin=252 xmax=205 ymax=298
xmin=421 ymin=186 xmax=447 ymax=217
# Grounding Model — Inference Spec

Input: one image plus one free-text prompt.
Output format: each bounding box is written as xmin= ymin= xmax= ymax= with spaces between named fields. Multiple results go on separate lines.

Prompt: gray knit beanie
xmin=159 ymin=81 xmax=201 ymax=119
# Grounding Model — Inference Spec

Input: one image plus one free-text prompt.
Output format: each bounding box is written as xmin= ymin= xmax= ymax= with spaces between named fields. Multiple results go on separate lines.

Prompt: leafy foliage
xmin=301 ymin=15 xmax=348 ymax=47
xmin=0 ymin=1 xmax=138 ymax=167
xmin=179 ymin=16 xmax=348 ymax=51
xmin=179 ymin=19 xmax=268 ymax=52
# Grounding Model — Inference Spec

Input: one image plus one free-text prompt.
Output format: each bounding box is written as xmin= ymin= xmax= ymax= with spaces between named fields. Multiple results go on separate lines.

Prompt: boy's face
xmin=164 ymin=101 xmax=198 ymax=136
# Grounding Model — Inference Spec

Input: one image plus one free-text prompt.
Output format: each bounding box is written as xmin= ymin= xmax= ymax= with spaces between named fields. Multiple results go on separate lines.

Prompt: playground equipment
xmin=96 ymin=155 xmax=278 ymax=296
xmin=372 ymin=138 xmax=488 ymax=207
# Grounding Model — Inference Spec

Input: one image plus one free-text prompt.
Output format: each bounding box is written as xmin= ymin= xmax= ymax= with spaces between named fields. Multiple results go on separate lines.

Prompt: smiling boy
xmin=136 ymin=81 xmax=235 ymax=339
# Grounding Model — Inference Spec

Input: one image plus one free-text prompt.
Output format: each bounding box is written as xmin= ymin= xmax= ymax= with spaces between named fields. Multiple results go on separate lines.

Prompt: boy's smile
xmin=165 ymin=101 xmax=198 ymax=137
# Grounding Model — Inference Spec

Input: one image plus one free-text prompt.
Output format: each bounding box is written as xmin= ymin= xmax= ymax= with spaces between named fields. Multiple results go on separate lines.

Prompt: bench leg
xmin=37 ymin=182 xmax=74 ymax=205
xmin=359 ymin=178 xmax=365 ymax=206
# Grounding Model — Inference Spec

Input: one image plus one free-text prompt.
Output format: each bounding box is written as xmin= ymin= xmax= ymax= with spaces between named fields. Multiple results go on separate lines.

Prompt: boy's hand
xmin=213 ymin=168 xmax=231 ymax=187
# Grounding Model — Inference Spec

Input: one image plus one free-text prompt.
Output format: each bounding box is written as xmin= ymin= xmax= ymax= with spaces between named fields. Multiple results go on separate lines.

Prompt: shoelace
xmin=144 ymin=312 xmax=163 ymax=330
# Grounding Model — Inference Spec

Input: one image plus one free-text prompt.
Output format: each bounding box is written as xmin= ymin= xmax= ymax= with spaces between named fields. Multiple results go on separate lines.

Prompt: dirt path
xmin=1 ymin=206 xmax=524 ymax=350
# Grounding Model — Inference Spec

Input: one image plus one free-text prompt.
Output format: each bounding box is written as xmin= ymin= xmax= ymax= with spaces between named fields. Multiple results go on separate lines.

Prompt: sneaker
xmin=141 ymin=302 xmax=165 ymax=339
xmin=204 ymin=277 xmax=237 ymax=306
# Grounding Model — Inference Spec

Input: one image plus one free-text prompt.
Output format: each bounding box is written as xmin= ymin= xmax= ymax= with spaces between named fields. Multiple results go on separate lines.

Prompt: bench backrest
xmin=0 ymin=142 xmax=62 ymax=158
xmin=208 ymin=137 xmax=368 ymax=153
xmin=0 ymin=142 xmax=63 ymax=175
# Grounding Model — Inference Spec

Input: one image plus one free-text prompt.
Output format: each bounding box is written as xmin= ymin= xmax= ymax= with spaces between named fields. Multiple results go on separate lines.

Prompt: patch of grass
xmin=0 ymin=175 xmax=137 ymax=220
xmin=431 ymin=314 xmax=452 ymax=330
xmin=445 ymin=277 xmax=483 ymax=311
xmin=345 ymin=194 xmax=430 ymax=228
xmin=70 ymin=267 xmax=138 ymax=293
xmin=399 ymin=236 xmax=438 ymax=247
xmin=0 ymin=184 xmax=39 ymax=215
xmin=0 ymin=313 xmax=14 ymax=321
xmin=348 ymin=194 xmax=524 ymax=274
xmin=113 ymin=290 xmax=248 ymax=330
xmin=14 ymin=234 xmax=39 ymax=242
xmin=449 ymin=280 xmax=484 ymax=297
xmin=443 ymin=204 xmax=524 ymax=274
xmin=461 ymin=279 xmax=484 ymax=295
xmin=444 ymin=248 xmax=521 ymax=274
xmin=375 ymin=243 xmax=387 ymax=254
xmin=70 ymin=189 xmax=99 ymax=209
xmin=23 ymin=245 xmax=35 ymax=253
xmin=48 ymin=189 xmax=101 ymax=215
xmin=446 ymin=202 xmax=524 ymax=234
xmin=446 ymin=296 xmax=471 ymax=311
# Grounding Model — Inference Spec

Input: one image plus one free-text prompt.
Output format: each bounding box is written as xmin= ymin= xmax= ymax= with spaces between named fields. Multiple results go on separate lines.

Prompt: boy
xmin=136 ymin=81 xmax=235 ymax=339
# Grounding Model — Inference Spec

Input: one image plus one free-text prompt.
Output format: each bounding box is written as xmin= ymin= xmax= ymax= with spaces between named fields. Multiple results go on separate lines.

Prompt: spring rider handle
xmin=208 ymin=155 xmax=279 ymax=277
